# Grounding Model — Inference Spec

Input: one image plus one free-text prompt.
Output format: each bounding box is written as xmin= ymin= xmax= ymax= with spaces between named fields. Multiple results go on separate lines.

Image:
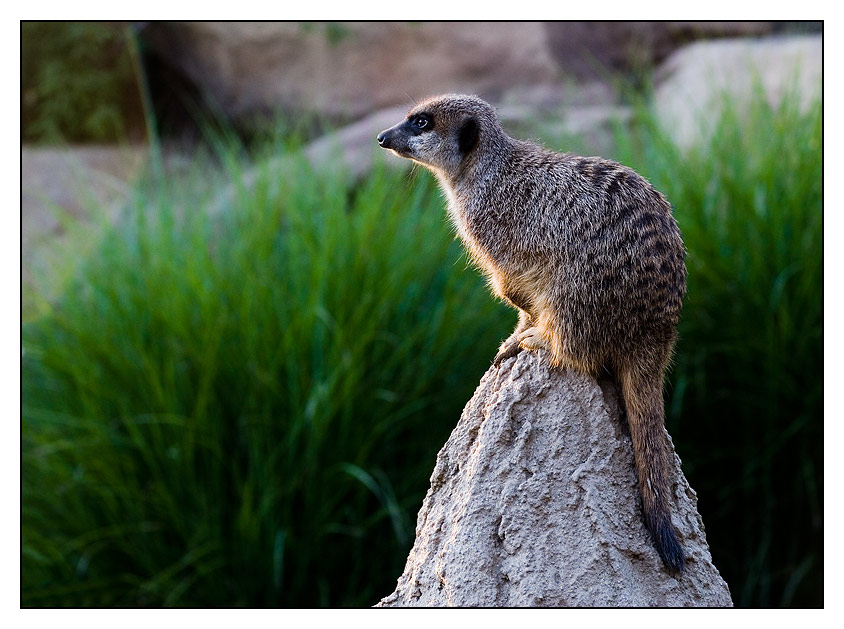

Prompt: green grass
xmin=22 ymin=141 xmax=511 ymax=606
xmin=22 ymin=87 xmax=822 ymax=608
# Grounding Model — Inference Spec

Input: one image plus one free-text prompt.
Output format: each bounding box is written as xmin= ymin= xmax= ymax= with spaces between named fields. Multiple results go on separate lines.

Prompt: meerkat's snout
xmin=376 ymin=129 xmax=391 ymax=148
xmin=376 ymin=123 xmax=412 ymax=157
xmin=377 ymin=110 xmax=437 ymax=159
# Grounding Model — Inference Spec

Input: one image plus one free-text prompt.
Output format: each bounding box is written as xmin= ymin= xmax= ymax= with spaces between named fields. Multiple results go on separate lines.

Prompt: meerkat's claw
xmin=517 ymin=326 xmax=551 ymax=352
xmin=493 ymin=338 xmax=523 ymax=366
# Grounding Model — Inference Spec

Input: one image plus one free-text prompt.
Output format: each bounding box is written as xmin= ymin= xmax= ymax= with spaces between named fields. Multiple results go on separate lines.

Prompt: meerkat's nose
xmin=377 ymin=130 xmax=390 ymax=148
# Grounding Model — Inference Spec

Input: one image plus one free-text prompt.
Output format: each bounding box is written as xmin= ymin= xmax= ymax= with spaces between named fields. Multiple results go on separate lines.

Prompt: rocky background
xmin=137 ymin=22 xmax=811 ymax=126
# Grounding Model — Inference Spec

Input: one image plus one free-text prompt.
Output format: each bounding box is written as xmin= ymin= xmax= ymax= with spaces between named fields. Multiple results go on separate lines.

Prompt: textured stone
xmin=377 ymin=350 xmax=732 ymax=607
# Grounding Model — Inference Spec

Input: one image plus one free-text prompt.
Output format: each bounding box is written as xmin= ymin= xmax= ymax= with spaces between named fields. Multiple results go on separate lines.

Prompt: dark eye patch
xmin=405 ymin=112 xmax=434 ymax=134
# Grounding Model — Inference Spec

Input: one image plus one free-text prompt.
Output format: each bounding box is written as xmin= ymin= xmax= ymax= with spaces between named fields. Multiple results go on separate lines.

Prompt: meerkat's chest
xmin=439 ymin=188 xmax=462 ymax=233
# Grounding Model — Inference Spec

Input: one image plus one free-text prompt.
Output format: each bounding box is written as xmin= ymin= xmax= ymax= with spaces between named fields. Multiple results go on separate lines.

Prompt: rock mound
xmin=377 ymin=351 xmax=732 ymax=607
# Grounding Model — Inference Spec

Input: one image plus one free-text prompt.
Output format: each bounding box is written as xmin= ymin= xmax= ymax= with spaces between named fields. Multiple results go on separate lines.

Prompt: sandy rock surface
xmin=377 ymin=350 xmax=732 ymax=607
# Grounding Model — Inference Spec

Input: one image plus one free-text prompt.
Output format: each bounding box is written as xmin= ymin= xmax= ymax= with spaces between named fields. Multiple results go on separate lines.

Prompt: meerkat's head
xmin=376 ymin=94 xmax=505 ymax=180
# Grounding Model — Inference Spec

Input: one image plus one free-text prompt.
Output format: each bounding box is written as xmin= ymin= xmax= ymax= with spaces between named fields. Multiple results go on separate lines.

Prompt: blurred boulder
xmin=21 ymin=145 xmax=148 ymax=315
xmin=139 ymin=22 xmax=560 ymax=125
xmin=377 ymin=352 xmax=733 ymax=607
xmin=302 ymin=105 xmax=409 ymax=180
xmin=543 ymin=22 xmax=777 ymax=78
xmin=653 ymin=35 xmax=822 ymax=148
xmin=22 ymin=146 xmax=147 ymax=244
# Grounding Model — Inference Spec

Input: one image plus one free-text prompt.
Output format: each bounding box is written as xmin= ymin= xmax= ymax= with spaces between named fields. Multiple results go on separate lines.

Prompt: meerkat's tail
xmin=617 ymin=361 xmax=685 ymax=574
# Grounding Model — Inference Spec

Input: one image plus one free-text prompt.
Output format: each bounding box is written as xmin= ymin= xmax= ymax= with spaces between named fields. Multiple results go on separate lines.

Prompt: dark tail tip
xmin=651 ymin=518 xmax=686 ymax=574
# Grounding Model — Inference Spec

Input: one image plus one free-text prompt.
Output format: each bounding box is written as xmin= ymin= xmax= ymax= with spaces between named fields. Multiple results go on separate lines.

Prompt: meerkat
xmin=377 ymin=94 xmax=688 ymax=574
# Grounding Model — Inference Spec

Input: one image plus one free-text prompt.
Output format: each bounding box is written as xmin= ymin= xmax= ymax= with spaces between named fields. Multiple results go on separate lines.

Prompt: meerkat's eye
xmin=413 ymin=115 xmax=430 ymax=129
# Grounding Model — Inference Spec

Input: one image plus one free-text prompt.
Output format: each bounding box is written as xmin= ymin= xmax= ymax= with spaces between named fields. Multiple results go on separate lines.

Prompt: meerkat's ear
xmin=457 ymin=118 xmax=479 ymax=155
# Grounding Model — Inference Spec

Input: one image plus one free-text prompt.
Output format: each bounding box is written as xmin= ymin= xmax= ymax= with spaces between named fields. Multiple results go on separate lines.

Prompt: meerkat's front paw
xmin=518 ymin=326 xmax=551 ymax=353
xmin=493 ymin=336 xmax=523 ymax=366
